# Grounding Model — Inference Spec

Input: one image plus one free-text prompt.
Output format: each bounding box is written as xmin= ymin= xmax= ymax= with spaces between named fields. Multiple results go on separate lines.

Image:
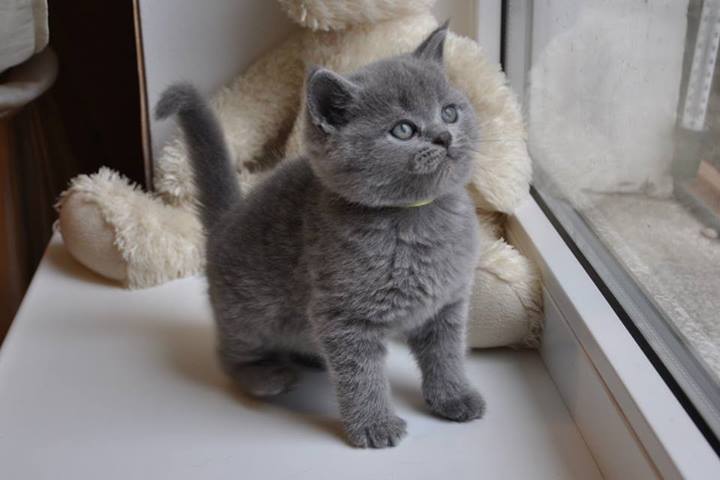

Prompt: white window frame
xmin=481 ymin=1 xmax=720 ymax=478
xmin=509 ymin=197 xmax=720 ymax=479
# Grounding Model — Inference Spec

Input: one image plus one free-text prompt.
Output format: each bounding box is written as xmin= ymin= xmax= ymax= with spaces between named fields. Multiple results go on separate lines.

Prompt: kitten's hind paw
xmin=223 ymin=361 xmax=299 ymax=397
xmin=248 ymin=365 xmax=299 ymax=397
xmin=289 ymin=352 xmax=326 ymax=370
xmin=346 ymin=415 xmax=407 ymax=449
xmin=427 ymin=389 xmax=486 ymax=422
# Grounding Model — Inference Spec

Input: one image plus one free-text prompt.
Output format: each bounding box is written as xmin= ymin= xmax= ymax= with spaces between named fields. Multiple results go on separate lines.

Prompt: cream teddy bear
xmin=57 ymin=0 xmax=541 ymax=348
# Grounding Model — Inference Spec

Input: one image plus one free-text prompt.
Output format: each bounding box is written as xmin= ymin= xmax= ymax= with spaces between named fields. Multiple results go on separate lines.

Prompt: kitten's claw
xmin=427 ymin=389 xmax=485 ymax=422
xmin=346 ymin=415 xmax=407 ymax=449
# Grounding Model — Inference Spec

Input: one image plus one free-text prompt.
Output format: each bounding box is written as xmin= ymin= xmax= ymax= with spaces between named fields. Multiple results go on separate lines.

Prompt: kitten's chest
xmin=381 ymin=221 xmax=466 ymax=293
xmin=317 ymin=201 xmax=479 ymax=326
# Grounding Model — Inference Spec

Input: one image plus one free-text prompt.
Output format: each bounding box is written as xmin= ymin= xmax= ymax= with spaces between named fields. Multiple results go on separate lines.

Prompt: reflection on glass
xmin=522 ymin=0 xmax=720 ymax=436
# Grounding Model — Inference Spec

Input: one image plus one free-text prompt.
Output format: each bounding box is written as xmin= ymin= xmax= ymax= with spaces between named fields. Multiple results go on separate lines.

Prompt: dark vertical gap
xmin=131 ymin=0 xmax=153 ymax=190
xmin=500 ymin=0 xmax=508 ymax=71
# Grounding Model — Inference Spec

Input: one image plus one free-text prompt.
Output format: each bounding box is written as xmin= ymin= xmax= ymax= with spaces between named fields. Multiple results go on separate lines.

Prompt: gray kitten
xmin=156 ymin=24 xmax=484 ymax=449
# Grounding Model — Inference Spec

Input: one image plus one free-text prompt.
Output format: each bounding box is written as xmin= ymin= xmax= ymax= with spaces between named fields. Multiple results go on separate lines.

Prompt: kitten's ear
xmin=306 ymin=67 xmax=359 ymax=132
xmin=413 ymin=21 xmax=449 ymax=64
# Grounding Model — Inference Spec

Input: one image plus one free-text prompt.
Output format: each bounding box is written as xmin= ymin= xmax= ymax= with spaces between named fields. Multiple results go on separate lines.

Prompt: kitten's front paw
xmin=426 ymin=388 xmax=486 ymax=422
xmin=346 ymin=415 xmax=407 ymax=449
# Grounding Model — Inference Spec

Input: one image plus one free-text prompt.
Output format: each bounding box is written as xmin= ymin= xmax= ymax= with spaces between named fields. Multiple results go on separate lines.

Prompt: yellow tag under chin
xmin=404 ymin=199 xmax=434 ymax=208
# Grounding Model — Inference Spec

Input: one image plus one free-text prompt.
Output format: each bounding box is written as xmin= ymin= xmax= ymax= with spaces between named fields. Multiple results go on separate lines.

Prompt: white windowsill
xmin=0 ymin=196 xmax=717 ymax=479
xmin=0 ymin=235 xmax=601 ymax=479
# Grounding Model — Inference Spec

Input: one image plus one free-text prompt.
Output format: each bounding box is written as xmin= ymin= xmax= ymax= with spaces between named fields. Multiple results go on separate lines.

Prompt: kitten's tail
xmin=155 ymin=83 xmax=240 ymax=232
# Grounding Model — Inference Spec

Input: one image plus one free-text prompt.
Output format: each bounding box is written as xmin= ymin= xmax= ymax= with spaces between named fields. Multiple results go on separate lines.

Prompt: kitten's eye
xmin=441 ymin=105 xmax=458 ymax=124
xmin=390 ymin=121 xmax=416 ymax=140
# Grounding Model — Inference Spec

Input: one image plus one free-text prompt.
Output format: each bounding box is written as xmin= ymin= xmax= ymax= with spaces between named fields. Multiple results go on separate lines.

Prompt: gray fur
xmin=156 ymin=84 xmax=239 ymax=229
xmin=157 ymin=24 xmax=485 ymax=449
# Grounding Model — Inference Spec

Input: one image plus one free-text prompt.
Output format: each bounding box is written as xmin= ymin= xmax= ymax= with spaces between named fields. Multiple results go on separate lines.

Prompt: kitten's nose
xmin=432 ymin=131 xmax=451 ymax=149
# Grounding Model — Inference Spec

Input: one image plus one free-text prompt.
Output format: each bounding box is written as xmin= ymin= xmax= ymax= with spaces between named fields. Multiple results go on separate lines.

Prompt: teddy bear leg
xmin=59 ymin=192 xmax=127 ymax=282
xmin=467 ymin=239 xmax=543 ymax=348
xmin=57 ymin=168 xmax=204 ymax=288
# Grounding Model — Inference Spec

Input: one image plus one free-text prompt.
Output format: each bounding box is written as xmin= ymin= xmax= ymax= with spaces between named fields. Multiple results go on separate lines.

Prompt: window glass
xmin=513 ymin=0 xmax=720 ymax=440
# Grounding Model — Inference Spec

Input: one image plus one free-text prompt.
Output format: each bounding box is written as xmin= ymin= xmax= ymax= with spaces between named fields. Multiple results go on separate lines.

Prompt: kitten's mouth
xmin=408 ymin=148 xmax=447 ymax=175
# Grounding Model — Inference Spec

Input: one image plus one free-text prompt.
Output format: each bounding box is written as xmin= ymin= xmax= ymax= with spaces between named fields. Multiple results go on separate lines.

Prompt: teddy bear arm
xmin=154 ymin=33 xmax=307 ymax=205
xmin=468 ymin=236 xmax=543 ymax=348
xmin=444 ymin=33 xmax=532 ymax=214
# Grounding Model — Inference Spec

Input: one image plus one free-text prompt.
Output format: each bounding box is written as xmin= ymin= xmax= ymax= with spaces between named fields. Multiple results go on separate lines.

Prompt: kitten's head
xmin=304 ymin=24 xmax=479 ymax=207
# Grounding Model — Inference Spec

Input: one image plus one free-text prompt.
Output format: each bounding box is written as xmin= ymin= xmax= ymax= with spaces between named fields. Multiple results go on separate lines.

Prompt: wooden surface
xmin=689 ymin=161 xmax=720 ymax=216
xmin=0 ymin=101 xmax=71 ymax=344
xmin=0 ymin=114 xmax=27 ymax=340
xmin=0 ymin=0 xmax=146 ymax=343
xmin=48 ymin=0 xmax=145 ymax=186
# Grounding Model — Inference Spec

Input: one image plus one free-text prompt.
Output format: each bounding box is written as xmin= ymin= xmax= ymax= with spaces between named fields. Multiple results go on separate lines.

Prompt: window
xmin=505 ymin=0 xmax=720 ymax=444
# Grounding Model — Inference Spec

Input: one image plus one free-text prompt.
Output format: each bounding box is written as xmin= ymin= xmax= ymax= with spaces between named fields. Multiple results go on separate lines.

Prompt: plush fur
xmin=157 ymin=26 xmax=485 ymax=448
xmin=277 ymin=0 xmax=435 ymax=31
xmin=56 ymin=0 xmax=541 ymax=348
xmin=57 ymin=168 xmax=203 ymax=287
